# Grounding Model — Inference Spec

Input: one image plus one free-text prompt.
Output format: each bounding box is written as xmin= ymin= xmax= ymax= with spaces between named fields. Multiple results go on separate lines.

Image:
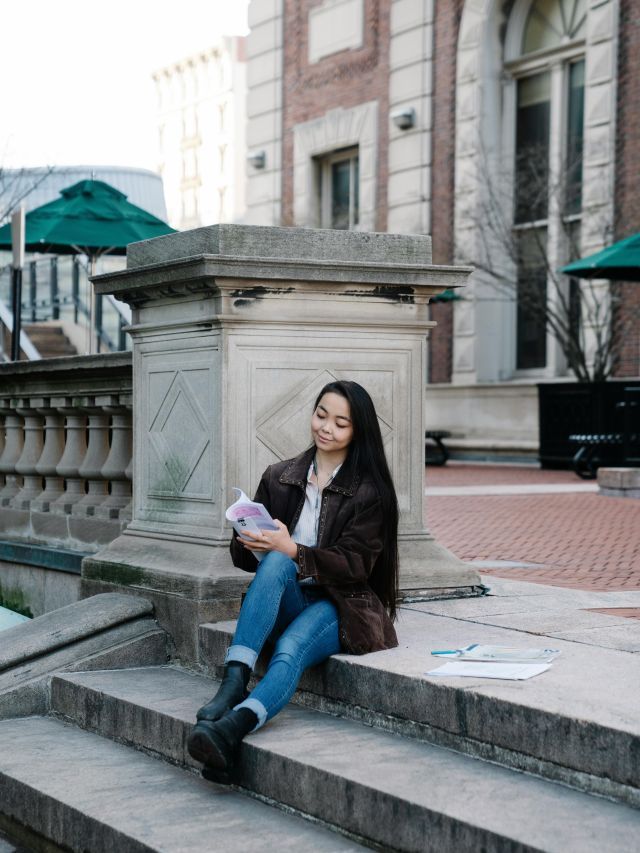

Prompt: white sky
xmin=2 ymin=0 xmax=249 ymax=172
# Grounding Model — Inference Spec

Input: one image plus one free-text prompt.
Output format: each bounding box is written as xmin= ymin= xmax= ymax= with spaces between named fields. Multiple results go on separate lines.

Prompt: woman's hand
xmin=237 ymin=520 xmax=297 ymax=560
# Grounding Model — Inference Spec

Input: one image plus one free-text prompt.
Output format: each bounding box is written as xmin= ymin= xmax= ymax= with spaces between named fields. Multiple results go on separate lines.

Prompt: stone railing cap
xmin=126 ymin=224 xmax=433 ymax=270
xmin=0 ymin=593 xmax=153 ymax=673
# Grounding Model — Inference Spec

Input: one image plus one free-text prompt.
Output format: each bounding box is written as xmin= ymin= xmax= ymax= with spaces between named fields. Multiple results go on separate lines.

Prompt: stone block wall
xmin=280 ymin=0 xmax=391 ymax=231
xmin=428 ymin=0 xmax=463 ymax=384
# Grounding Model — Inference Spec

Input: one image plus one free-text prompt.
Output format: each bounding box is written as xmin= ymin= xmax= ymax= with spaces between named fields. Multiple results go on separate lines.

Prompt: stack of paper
xmin=426 ymin=644 xmax=561 ymax=681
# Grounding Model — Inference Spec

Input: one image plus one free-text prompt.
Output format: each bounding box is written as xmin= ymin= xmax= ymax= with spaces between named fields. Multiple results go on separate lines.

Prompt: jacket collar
xmin=279 ymin=446 xmax=360 ymax=496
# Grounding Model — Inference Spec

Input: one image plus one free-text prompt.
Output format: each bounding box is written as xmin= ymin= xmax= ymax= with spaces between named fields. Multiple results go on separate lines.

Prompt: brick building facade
xmin=613 ymin=0 xmax=640 ymax=376
xmin=245 ymin=0 xmax=639 ymax=455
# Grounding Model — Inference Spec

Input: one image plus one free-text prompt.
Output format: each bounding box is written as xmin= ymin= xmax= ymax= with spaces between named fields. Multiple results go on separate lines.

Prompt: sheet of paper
xmin=426 ymin=661 xmax=551 ymax=680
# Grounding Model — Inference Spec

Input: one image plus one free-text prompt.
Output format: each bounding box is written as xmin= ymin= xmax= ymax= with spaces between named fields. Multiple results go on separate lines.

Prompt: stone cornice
xmin=93 ymin=254 xmax=471 ymax=306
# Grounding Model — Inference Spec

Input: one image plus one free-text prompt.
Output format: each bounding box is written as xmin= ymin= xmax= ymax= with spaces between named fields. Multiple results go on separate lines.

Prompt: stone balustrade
xmin=0 ymin=353 xmax=132 ymax=553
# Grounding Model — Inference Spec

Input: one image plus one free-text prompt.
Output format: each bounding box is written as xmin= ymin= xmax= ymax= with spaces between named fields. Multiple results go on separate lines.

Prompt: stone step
xmin=50 ymin=666 xmax=640 ymax=853
xmin=23 ymin=324 xmax=77 ymax=358
xmin=0 ymin=715 xmax=363 ymax=853
xmin=198 ymin=612 xmax=640 ymax=806
xmin=0 ymin=593 xmax=167 ymax=719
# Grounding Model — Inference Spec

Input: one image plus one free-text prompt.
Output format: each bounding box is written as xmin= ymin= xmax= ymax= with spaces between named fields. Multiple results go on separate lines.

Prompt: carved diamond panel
xmin=256 ymin=368 xmax=393 ymax=462
xmin=148 ymin=371 xmax=211 ymax=498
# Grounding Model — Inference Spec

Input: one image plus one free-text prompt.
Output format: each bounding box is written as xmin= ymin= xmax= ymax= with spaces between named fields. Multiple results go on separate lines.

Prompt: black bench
xmin=425 ymin=430 xmax=451 ymax=466
xmin=568 ymin=433 xmax=624 ymax=479
xmin=568 ymin=387 xmax=640 ymax=479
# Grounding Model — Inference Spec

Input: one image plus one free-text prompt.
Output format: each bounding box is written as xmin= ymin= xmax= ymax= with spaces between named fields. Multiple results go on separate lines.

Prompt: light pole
xmin=10 ymin=207 xmax=25 ymax=362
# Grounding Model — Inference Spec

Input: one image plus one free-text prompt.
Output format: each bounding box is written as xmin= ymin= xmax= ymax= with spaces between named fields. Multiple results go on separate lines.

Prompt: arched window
xmin=505 ymin=0 xmax=586 ymax=372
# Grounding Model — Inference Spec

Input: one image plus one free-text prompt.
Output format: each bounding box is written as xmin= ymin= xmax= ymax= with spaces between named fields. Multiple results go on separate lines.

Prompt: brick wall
xmin=281 ymin=0 xmax=391 ymax=231
xmin=428 ymin=0 xmax=463 ymax=384
xmin=613 ymin=0 xmax=640 ymax=377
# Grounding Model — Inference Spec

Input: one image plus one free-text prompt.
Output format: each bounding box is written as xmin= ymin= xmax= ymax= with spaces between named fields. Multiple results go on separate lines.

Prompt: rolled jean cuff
xmin=225 ymin=644 xmax=258 ymax=669
xmin=233 ymin=697 xmax=267 ymax=731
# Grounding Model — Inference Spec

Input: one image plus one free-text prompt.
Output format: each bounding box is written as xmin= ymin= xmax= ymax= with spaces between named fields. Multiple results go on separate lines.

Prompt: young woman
xmin=187 ymin=380 xmax=399 ymax=780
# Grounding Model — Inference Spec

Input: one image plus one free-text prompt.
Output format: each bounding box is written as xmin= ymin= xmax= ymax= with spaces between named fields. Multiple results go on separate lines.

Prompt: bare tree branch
xmin=460 ymin=142 xmax=635 ymax=382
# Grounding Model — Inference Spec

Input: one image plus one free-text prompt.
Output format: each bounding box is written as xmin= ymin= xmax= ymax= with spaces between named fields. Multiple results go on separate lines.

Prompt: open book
xmin=225 ymin=488 xmax=279 ymax=537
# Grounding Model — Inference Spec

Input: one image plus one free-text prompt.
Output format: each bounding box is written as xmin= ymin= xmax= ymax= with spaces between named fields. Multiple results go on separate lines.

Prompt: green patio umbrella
xmin=0 ymin=179 xmax=175 ymax=354
xmin=561 ymin=232 xmax=640 ymax=281
xmin=0 ymin=179 xmax=175 ymax=257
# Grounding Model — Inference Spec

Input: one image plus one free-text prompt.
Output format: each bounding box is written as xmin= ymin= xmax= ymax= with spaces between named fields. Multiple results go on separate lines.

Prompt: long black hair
xmin=313 ymin=380 xmax=399 ymax=619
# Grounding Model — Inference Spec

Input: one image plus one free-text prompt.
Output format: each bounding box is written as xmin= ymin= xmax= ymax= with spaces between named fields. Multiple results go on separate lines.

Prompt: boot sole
xmin=201 ymin=765 xmax=233 ymax=786
xmin=187 ymin=724 xmax=230 ymax=771
xmin=195 ymin=691 xmax=249 ymax=723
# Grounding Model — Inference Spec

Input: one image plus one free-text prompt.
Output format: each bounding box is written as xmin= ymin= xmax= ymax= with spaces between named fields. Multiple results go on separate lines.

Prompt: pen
xmin=431 ymin=644 xmax=478 ymax=656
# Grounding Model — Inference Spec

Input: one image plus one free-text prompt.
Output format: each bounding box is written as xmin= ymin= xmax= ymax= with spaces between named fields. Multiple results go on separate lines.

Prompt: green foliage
xmin=0 ymin=582 xmax=33 ymax=619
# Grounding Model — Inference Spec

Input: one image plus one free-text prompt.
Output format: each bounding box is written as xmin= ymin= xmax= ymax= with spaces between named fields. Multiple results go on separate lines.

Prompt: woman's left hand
xmin=238 ymin=519 xmax=297 ymax=560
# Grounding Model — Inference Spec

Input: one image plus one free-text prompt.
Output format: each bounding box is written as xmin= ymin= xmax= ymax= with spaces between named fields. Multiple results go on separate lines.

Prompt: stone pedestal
xmin=86 ymin=225 xmax=482 ymax=660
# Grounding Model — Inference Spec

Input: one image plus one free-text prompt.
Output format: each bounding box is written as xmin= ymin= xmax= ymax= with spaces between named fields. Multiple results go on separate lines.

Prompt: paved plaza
xmin=425 ymin=463 xmax=640 ymax=603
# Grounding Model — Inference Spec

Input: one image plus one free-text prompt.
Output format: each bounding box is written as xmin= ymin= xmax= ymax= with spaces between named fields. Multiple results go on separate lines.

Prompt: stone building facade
xmin=153 ymin=38 xmax=247 ymax=231
xmin=245 ymin=0 xmax=638 ymax=457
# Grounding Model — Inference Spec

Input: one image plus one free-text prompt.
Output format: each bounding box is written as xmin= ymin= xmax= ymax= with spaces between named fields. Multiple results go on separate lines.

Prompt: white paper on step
xmin=426 ymin=661 xmax=552 ymax=680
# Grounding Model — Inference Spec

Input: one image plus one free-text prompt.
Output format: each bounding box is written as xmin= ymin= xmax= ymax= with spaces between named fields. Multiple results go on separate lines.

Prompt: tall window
xmin=508 ymin=0 xmax=586 ymax=370
xmin=318 ymin=148 xmax=359 ymax=230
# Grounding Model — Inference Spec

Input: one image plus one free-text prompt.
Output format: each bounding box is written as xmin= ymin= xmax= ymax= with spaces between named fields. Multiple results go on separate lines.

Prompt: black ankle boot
xmin=187 ymin=708 xmax=258 ymax=775
xmin=196 ymin=662 xmax=251 ymax=722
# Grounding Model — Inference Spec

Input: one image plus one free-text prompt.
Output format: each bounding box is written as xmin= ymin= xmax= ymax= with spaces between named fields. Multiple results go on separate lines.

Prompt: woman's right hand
xmin=238 ymin=521 xmax=297 ymax=559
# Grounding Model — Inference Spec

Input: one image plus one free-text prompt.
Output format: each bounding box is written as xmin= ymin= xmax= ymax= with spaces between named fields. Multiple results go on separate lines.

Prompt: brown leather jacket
xmin=230 ymin=447 xmax=398 ymax=655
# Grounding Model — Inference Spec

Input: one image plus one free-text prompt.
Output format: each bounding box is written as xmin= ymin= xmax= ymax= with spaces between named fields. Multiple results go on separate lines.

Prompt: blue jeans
xmin=225 ymin=550 xmax=341 ymax=729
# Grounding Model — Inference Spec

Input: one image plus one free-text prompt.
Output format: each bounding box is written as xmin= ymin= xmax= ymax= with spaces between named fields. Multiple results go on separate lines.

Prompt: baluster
xmin=0 ymin=403 xmax=24 ymax=505
xmin=71 ymin=402 xmax=110 ymax=516
xmin=11 ymin=399 xmax=44 ymax=509
xmin=95 ymin=399 xmax=132 ymax=519
xmin=31 ymin=398 xmax=66 ymax=512
xmin=121 ymin=454 xmax=133 ymax=522
xmin=51 ymin=399 xmax=87 ymax=514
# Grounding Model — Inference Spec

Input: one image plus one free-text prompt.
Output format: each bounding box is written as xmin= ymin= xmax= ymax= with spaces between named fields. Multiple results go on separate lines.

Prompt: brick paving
xmin=587 ymin=608 xmax=640 ymax=619
xmin=425 ymin=464 xmax=640 ymax=592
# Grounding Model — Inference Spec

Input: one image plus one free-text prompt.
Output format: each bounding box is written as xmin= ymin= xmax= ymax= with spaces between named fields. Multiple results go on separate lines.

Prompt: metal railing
xmin=0 ymin=300 xmax=41 ymax=362
xmin=0 ymin=255 xmax=131 ymax=358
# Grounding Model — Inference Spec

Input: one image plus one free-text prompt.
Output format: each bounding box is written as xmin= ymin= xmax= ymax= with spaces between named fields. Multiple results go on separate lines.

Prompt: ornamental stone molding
xmin=293 ymin=102 xmax=378 ymax=230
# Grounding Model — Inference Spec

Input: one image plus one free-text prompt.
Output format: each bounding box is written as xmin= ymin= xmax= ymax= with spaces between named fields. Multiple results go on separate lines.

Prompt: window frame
xmin=503 ymin=0 xmax=586 ymax=378
xmin=318 ymin=147 xmax=360 ymax=231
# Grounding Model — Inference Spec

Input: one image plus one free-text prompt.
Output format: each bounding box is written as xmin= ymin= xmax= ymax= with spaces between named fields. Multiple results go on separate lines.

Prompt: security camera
xmin=390 ymin=107 xmax=416 ymax=130
xmin=247 ymin=150 xmax=266 ymax=169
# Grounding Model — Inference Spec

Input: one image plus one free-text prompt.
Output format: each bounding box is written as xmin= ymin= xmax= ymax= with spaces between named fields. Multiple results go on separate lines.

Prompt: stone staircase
xmin=22 ymin=322 xmax=77 ymax=358
xmin=0 ymin=602 xmax=638 ymax=852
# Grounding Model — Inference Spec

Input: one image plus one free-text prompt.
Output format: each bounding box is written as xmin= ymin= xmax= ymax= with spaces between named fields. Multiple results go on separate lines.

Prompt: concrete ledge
xmin=199 ymin=612 xmax=640 ymax=802
xmin=49 ymin=667 xmax=640 ymax=851
xmin=0 ymin=540 xmax=85 ymax=574
xmin=0 ymin=593 xmax=153 ymax=672
xmin=0 ymin=619 xmax=167 ymax=719
xmin=0 ymin=716 xmax=358 ymax=852
xmin=0 ymin=593 xmax=167 ymax=719
xmin=598 ymin=467 xmax=640 ymax=498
